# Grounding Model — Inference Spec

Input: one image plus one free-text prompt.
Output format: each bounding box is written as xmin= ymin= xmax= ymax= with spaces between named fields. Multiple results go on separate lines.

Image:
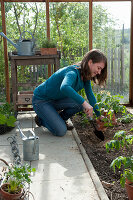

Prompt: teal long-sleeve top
xmin=33 ymin=65 xmax=100 ymax=116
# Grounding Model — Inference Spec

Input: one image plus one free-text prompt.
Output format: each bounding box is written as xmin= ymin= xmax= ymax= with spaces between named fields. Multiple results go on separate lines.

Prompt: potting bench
xmin=8 ymin=51 xmax=61 ymax=112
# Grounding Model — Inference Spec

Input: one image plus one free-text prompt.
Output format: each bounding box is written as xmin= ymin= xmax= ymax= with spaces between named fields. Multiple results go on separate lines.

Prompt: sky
xmin=95 ymin=2 xmax=131 ymax=29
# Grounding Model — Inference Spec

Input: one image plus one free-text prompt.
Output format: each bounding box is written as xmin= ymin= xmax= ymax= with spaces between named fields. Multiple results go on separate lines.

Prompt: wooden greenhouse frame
xmin=0 ymin=0 xmax=133 ymax=106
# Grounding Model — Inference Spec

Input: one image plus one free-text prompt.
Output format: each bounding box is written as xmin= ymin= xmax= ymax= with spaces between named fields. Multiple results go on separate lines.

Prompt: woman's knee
xmin=52 ymin=126 xmax=67 ymax=137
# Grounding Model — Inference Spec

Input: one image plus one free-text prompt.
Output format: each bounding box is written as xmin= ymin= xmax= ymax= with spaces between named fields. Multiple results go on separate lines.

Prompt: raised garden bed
xmin=71 ymin=111 xmax=133 ymax=200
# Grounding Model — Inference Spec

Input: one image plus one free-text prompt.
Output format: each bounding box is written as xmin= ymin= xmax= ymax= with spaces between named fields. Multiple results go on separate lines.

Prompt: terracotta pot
xmin=40 ymin=48 xmax=57 ymax=55
xmin=96 ymin=119 xmax=107 ymax=131
xmin=102 ymin=110 xmax=108 ymax=116
xmin=0 ymin=183 xmax=23 ymax=200
xmin=125 ymin=180 xmax=133 ymax=200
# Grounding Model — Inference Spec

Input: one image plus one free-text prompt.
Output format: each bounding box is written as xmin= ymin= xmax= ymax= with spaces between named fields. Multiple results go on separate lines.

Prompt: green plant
xmin=41 ymin=38 xmax=57 ymax=48
xmin=4 ymin=164 xmax=36 ymax=194
xmin=95 ymin=90 xmax=133 ymax=127
xmin=0 ymin=102 xmax=16 ymax=127
xmin=78 ymin=88 xmax=86 ymax=99
xmin=97 ymin=108 xmax=117 ymax=127
xmin=117 ymin=113 xmax=133 ymax=124
xmin=106 ymin=130 xmax=133 ymax=187
xmin=96 ymin=90 xmax=126 ymax=114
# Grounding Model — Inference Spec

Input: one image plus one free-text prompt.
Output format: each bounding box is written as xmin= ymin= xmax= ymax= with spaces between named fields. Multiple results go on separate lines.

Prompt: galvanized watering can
xmin=17 ymin=122 xmax=39 ymax=161
xmin=0 ymin=31 xmax=35 ymax=56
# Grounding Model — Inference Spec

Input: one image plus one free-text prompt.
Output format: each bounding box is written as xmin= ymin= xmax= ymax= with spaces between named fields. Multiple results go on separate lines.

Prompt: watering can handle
xmin=29 ymin=130 xmax=37 ymax=139
xmin=19 ymin=31 xmax=35 ymax=43
xmin=17 ymin=121 xmax=27 ymax=139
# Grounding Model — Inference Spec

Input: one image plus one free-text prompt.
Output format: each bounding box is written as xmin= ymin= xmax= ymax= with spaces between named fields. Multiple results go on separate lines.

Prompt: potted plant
xmin=40 ymin=38 xmax=57 ymax=55
xmin=0 ymin=163 xmax=36 ymax=200
xmin=106 ymin=129 xmax=133 ymax=200
xmin=0 ymin=102 xmax=16 ymax=134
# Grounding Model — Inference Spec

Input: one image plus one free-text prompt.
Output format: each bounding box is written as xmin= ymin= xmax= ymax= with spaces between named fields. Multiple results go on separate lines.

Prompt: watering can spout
xmin=0 ymin=32 xmax=18 ymax=49
xmin=0 ymin=31 xmax=35 ymax=56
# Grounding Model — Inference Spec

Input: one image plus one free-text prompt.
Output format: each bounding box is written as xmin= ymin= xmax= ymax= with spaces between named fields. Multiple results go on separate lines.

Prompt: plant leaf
xmin=0 ymin=114 xmax=7 ymax=125
xmin=6 ymin=116 xmax=16 ymax=127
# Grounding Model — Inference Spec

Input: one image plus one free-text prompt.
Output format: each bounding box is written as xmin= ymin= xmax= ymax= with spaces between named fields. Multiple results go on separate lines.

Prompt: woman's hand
xmin=82 ymin=101 xmax=93 ymax=117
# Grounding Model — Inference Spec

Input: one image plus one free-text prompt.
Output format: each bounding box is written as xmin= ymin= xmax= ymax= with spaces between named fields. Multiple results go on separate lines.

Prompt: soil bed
xmin=71 ymin=113 xmax=133 ymax=200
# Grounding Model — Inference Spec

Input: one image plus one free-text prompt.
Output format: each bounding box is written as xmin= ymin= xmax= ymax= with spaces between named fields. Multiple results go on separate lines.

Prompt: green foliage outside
xmin=92 ymin=4 xmax=116 ymax=50
xmin=50 ymin=3 xmax=89 ymax=64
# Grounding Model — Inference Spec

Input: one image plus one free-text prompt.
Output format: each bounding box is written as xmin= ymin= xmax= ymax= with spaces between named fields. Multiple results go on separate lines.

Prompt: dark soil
xmin=71 ymin=113 xmax=133 ymax=200
xmin=0 ymin=125 xmax=14 ymax=135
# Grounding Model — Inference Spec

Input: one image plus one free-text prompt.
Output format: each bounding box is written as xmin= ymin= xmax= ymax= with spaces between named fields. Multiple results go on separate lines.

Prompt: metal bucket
xmin=22 ymin=132 xmax=39 ymax=161
xmin=17 ymin=123 xmax=39 ymax=161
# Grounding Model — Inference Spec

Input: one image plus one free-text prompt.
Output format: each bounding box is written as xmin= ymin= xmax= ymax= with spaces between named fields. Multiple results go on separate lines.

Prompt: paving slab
xmin=30 ymin=128 xmax=100 ymax=200
xmin=0 ymin=112 xmax=109 ymax=200
xmin=30 ymin=178 xmax=99 ymax=200
xmin=127 ymin=107 xmax=133 ymax=114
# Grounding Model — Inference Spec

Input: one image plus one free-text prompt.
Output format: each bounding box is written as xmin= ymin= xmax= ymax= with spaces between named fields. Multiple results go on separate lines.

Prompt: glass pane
xmin=5 ymin=2 xmax=46 ymax=50
xmin=50 ymin=2 xmax=89 ymax=66
xmin=93 ymin=2 xmax=131 ymax=103
xmin=2 ymin=2 xmax=47 ymax=93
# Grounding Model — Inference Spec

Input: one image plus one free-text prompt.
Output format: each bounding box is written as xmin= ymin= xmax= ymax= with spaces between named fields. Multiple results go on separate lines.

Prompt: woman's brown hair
xmin=77 ymin=49 xmax=107 ymax=86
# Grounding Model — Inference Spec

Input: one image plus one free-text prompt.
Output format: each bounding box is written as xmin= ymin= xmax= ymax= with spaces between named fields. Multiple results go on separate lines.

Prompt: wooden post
xmin=118 ymin=47 xmax=121 ymax=93
xmin=1 ymin=0 xmax=10 ymax=103
xmin=129 ymin=0 xmax=133 ymax=105
xmin=46 ymin=0 xmax=50 ymax=40
xmin=46 ymin=0 xmax=51 ymax=77
xmin=107 ymin=48 xmax=110 ymax=90
xmin=111 ymin=48 xmax=114 ymax=90
xmin=114 ymin=48 xmax=117 ymax=93
xmin=89 ymin=0 xmax=92 ymax=50
xmin=121 ymin=45 xmax=124 ymax=90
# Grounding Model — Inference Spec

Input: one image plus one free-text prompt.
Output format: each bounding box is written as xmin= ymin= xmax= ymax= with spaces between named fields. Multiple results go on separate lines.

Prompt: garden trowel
xmin=90 ymin=117 xmax=105 ymax=141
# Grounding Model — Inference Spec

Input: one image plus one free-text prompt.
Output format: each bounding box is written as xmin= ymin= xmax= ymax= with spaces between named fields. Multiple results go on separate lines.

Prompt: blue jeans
xmin=32 ymin=95 xmax=83 ymax=137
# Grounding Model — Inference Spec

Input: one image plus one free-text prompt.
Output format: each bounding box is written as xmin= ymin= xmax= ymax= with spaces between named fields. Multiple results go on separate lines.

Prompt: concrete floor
xmin=0 ymin=112 xmax=109 ymax=200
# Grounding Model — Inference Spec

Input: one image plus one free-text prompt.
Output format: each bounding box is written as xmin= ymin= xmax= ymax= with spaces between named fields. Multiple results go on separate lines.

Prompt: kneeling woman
xmin=32 ymin=49 xmax=107 ymax=136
